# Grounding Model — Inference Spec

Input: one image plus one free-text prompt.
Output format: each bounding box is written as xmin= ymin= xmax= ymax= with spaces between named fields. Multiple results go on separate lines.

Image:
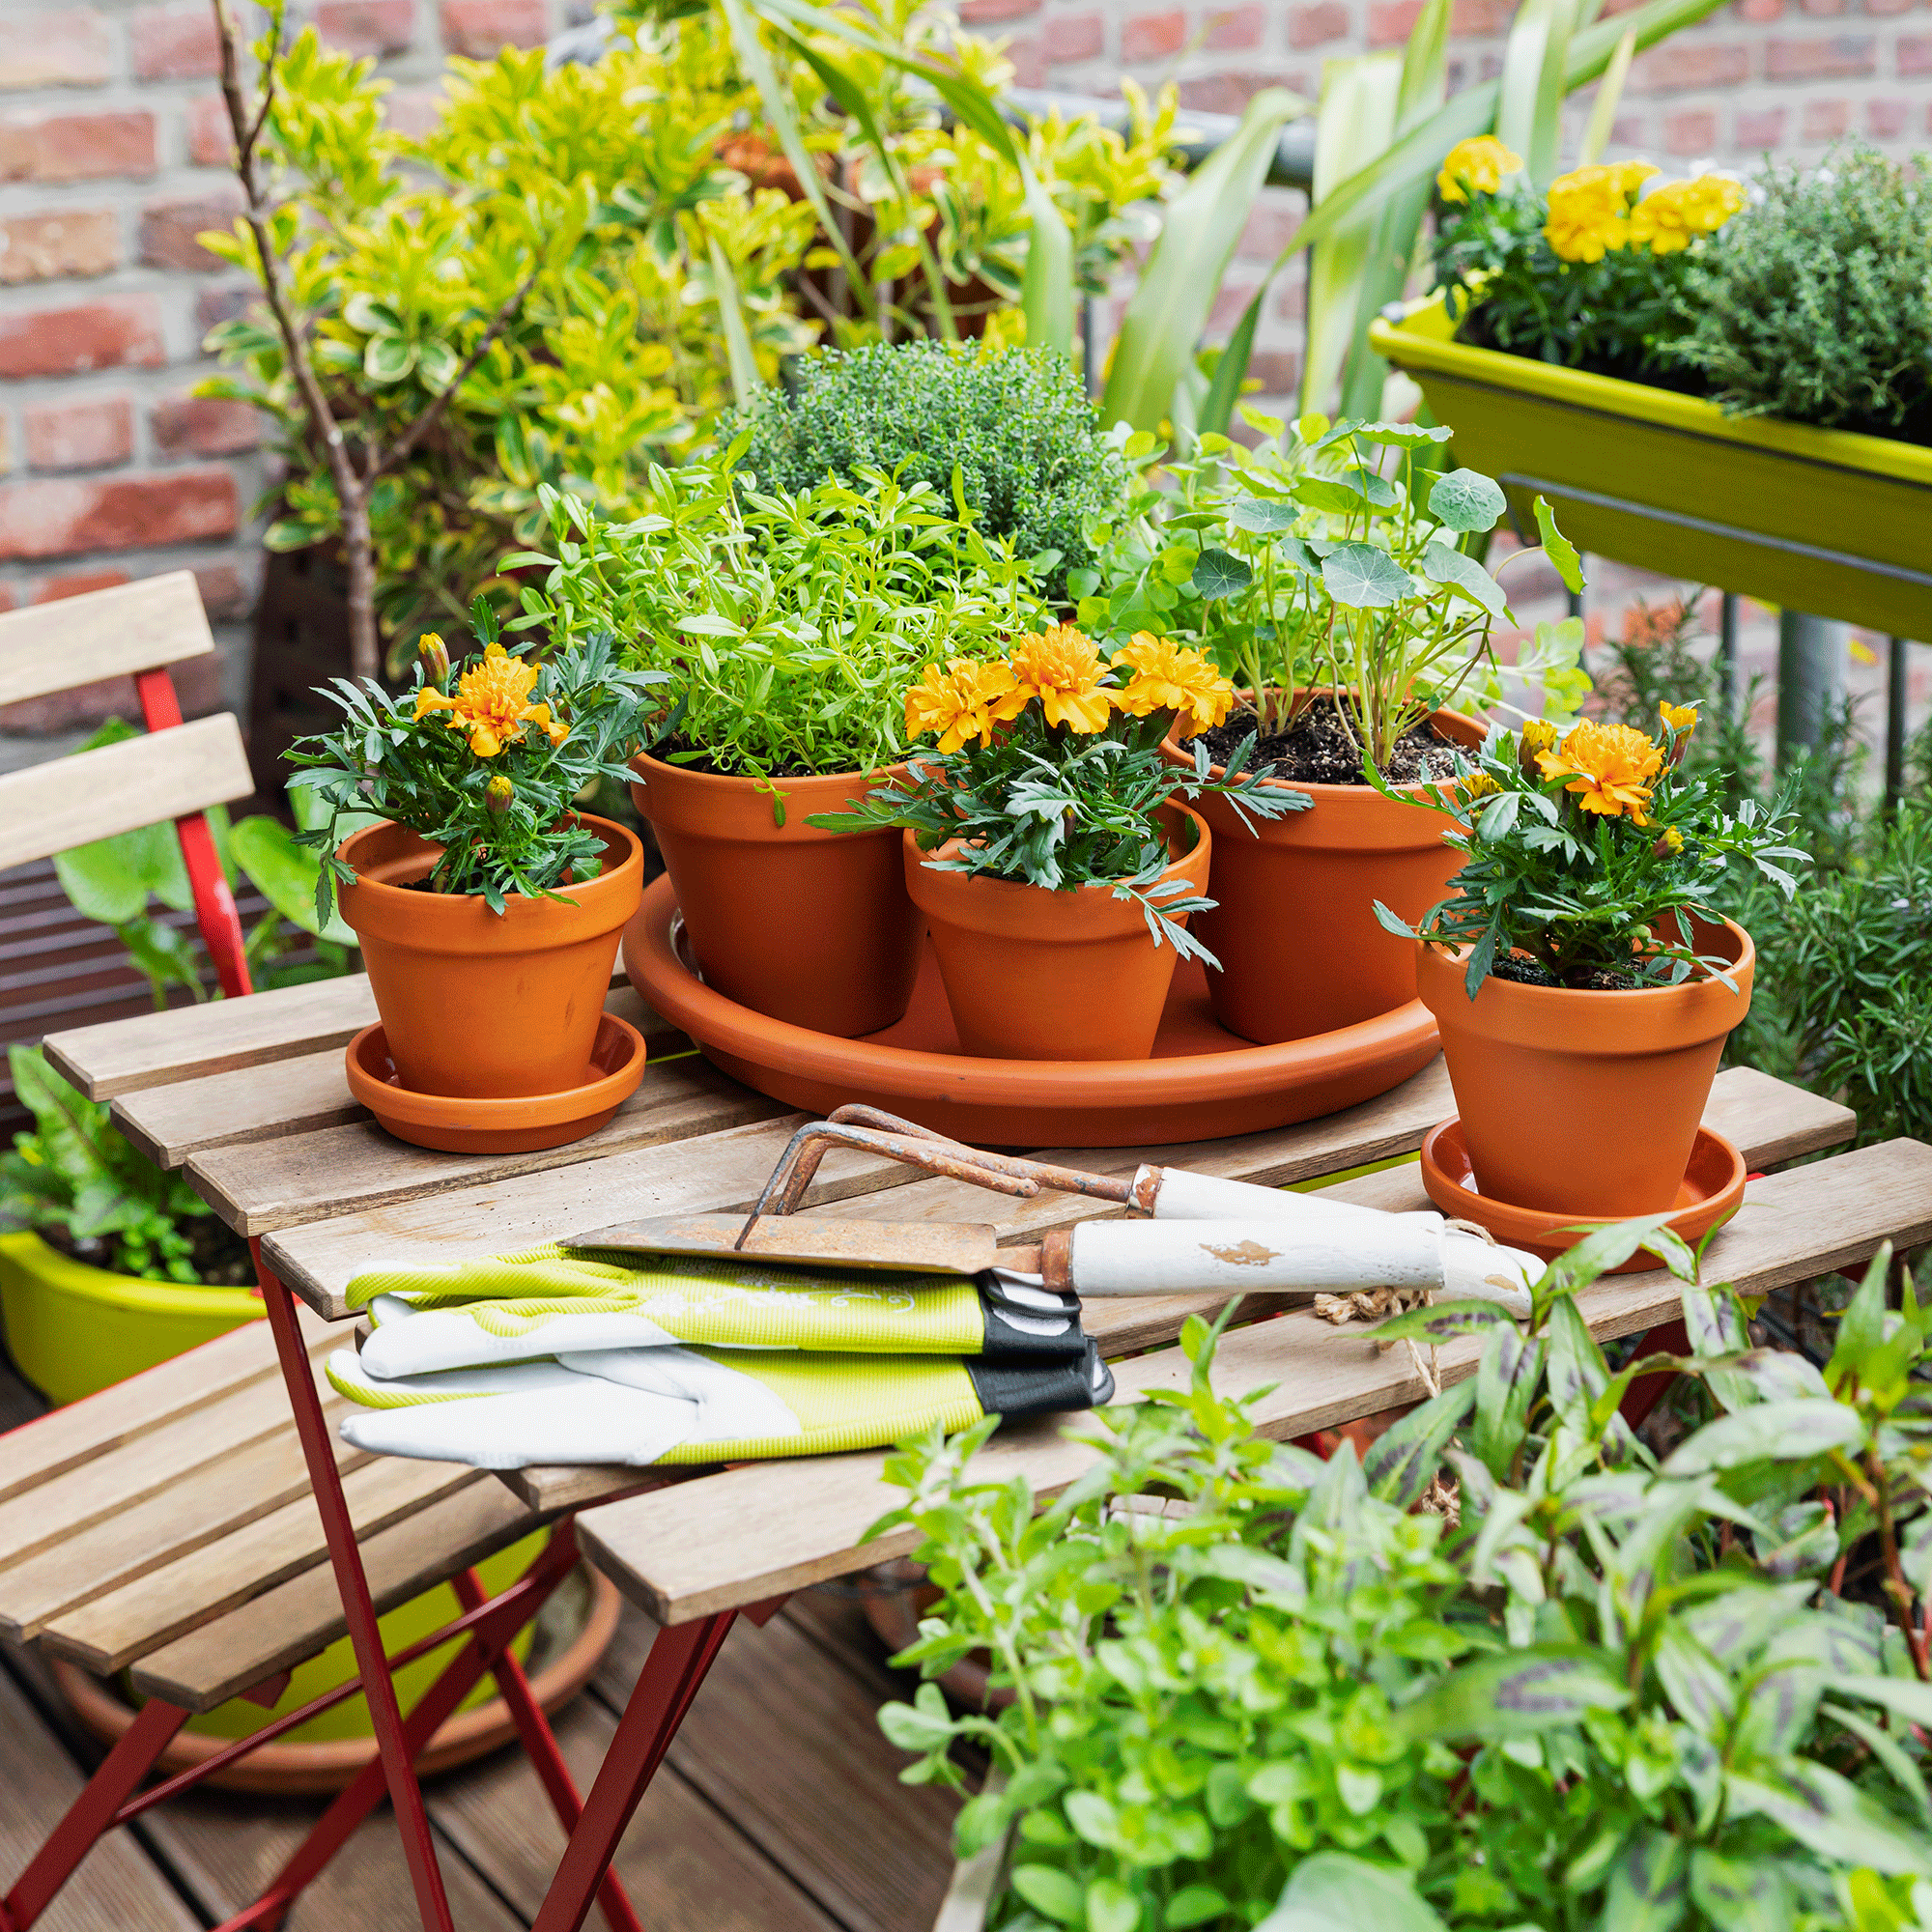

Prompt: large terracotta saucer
xmin=621 ymin=875 xmax=1440 ymax=1147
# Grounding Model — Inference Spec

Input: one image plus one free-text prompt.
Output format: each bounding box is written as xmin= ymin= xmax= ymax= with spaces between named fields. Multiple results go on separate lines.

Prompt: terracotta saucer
xmin=1419 ymin=1118 xmax=1747 ymax=1271
xmin=345 ymin=1011 xmax=646 ymax=1155
xmin=622 ymin=875 xmax=1442 ymax=1148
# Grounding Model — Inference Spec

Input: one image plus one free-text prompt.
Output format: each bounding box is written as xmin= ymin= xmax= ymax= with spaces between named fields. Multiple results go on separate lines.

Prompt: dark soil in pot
xmin=1198 ymin=699 xmax=1463 ymax=786
xmin=42 ymin=1218 xmax=255 ymax=1286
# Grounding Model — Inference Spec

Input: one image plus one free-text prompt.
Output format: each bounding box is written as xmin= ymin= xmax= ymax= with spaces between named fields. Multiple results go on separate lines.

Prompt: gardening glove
xmin=346 ymin=1243 xmax=1085 ymax=1381
xmin=327 ymin=1340 xmax=1114 ymax=1470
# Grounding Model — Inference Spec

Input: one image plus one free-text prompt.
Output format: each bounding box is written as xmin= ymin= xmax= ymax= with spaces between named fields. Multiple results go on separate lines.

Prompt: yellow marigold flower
xmin=905 ymin=658 xmax=1020 ymax=753
xmin=1659 ymin=699 xmax=1698 ymax=737
xmin=414 ymin=641 xmax=564 ymax=758
xmin=1629 ymin=172 xmax=1745 ymax=254
xmin=1461 ymin=771 xmax=1502 ymax=802
xmin=1536 ymin=719 xmax=1664 ymax=824
xmin=1007 ymin=625 xmax=1115 ymax=735
xmin=1611 ymin=158 xmax=1661 ymax=197
xmin=1111 ymin=633 xmax=1235 ymax=737
xmin=1437 ymin=135 xmax=1521 ymax=204
xmin=1544 ymin=164 xmax=1637 ymax=263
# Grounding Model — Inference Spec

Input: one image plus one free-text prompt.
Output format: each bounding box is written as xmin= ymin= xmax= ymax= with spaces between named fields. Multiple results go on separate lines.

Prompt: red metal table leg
xmin=252 ymin=1244 xmax=455 ymax=1932
xmin=528 ymin=1612 xmax=737 ymax=1932
xmin=1619 ymin=1318 xmax=1690 ymax=1431
xmin=1 ymin=1697 xmax=191 ymax=1932
xmin=450 ymin=1567 xmax=646 ymax=1932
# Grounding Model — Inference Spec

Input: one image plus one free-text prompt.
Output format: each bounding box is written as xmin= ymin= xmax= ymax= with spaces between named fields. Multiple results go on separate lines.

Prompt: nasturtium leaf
xmin=1352 ymin=420 xmax=1453 ymax=448
xmin=1321 ymin=542 xmax=1412 ymax=610
xmin=229 ymin=814 xmax=355 ymax=946
xmin=1420 ymin=543 xmax=1511 ymax=622
xmin=1226 ymin=497 xmax=1301 ymax=535
xmin=1533 ymin=495 xmax=1585 ymax=592
xmin=1338 ymin=466 xmax=1401 ymax=508
xmin=1257 ymin=1853 xmax=1449 ymax=1932
xmin=1189 ymin=547 xmax=1254 ymax=601
xmin=1427 ymin=468 xmax=1507 ymax=533
xmin=1293 ymin=474 xmax=1369 ymax=516
xmin=1085 ymin=1877 xmax=1138 ymax=1932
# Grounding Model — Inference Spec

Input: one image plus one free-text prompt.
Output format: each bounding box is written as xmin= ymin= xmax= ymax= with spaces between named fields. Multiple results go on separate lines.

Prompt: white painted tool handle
xmin=1141 ymin=1166 xmax=1390 ymax=1229
xmin=1067 ymin=1217 xmax=1445 ymax=1298
xmin=1442 ymin=1230 xmax=1539 ymax=1318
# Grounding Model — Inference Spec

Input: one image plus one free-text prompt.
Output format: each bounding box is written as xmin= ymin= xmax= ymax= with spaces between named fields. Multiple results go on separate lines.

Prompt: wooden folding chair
xmin=0 ymin=570 xmax=255 ymax=999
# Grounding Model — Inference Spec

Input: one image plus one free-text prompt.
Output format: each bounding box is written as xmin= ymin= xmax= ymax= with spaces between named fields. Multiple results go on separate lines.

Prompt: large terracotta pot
xmin=1163 ymin=693 xmax=1482 ymax=1045
xmin=1415 ymin=915 xmax=1755 ymax=1217
xmin=630 ymin=753 xmax=923 ymax=1037
xmin=336 ymin=813 xmax=642 ymax=1099
xmin=905 ymin=808 xmax=1211 ymax=1062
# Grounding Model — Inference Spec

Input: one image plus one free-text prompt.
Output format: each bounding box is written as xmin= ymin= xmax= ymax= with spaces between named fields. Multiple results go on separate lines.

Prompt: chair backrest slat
xmin=0 ymin=570 xmax=214 ymax=709
xmin=0 ymin=714 xmax=254 ymax=870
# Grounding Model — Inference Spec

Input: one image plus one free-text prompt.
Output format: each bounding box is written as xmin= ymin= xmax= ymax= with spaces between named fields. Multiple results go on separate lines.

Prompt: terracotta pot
xmin=905 ymin=808 xmax=1211 ymax=1062
xmin=336 ymin=814 xmax=642 ymax=1100
xmin=630 ymin=753 xmax=923 ymax=1037
xmin=1163 ymin=693 xmax=1482 ymax=1045
xmin=1414 ymin=915 xmax=1755 ymax=1217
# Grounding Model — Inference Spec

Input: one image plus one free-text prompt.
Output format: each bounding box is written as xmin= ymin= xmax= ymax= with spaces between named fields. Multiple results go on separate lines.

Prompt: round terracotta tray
xmin=1420 ymin=1119 xmax=1747 ymax=1271
xmin=622 ymin=876 xmax=1440 ymax=1147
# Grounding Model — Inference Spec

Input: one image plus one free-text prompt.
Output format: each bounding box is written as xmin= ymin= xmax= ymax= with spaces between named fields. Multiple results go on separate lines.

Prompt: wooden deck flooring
xmin=0 ymin=1350 xmax=961 ymax=1932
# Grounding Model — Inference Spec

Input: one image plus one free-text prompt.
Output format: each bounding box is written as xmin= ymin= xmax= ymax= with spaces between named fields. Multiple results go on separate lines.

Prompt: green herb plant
xmin=290 ymin=607 xmax=664 ymax=918
xmin=2 ymin=1048 xmax=247 ymax=1285
xmin=878 ymin=1223 xmax=1932 ymax=1931
xmin=512 ymin=464 xmax=1048 ymax=806
xmin=1376 ymin=705 xmax=1805 ymax=996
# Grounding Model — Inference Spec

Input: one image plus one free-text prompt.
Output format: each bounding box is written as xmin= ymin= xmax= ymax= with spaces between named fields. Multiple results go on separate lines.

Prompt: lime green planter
xmin=1369 ymin=295 xmax=1932 ymax=639
xmin=0 ymin=1229 xmax=262 ymax=1407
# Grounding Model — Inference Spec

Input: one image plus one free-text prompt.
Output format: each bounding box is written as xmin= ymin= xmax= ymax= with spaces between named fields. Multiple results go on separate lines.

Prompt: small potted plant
xmin=1105 ymin=420 xmax=1583 ymax=1045
xmin=516 ymin=464 xmax=1050 ymax=1038
xmin=811 ymin=625 xmax=1302 ymax=1061
xmin=291 ymin=609 xmax=659 ymax=1108
xmin=1377 ymin=702 xmax=1805 ymax=1216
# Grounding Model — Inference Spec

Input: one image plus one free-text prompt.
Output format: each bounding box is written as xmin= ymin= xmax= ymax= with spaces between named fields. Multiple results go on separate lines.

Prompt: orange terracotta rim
xmin=51 ymin=1567 xmax=621 ymax=1798
xmin=345 ymin=1011 xmax=646 ymax=1153
xmin=630 ymin=750 xmax=911 ymax=840
xmin=1419 ymin=1117 xmax=1747 ymax=1269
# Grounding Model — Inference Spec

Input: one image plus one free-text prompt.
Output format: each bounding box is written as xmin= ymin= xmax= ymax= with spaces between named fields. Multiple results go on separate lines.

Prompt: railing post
xmin=1776 ymin=610 xmax=1845 ymax=767
xmin=1718 ymin=592 xmax=1738 ymax=717
xmin=1886 ymin=635 xmax=1912 ymax=811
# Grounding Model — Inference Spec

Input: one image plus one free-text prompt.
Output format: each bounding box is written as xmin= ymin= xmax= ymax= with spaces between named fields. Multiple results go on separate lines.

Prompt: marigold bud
xmin=1653 ymin=827 xmax=1684 ymax=856
xmin=1519 ymin=718 xmax=1559 ymax=775
xmin=485 ymin=775 xmax=515 ymax=815
xmin=418 ymin=632 xmax=451 ymax=685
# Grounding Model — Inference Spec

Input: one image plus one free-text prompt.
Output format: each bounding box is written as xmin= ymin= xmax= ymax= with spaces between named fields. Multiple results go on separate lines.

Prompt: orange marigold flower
xmin=1007 ymin=625 xmax=1115 ymax=735
xmin=1536 ymin=719 xmax=1664 ymax=824
xmin=905 ymin=658 xmax=1021 ymax=753
xmin=1111 ymin=633 xmax=1235 ymax=737
xmin=414 ymin=641 xmax=566 ymax=757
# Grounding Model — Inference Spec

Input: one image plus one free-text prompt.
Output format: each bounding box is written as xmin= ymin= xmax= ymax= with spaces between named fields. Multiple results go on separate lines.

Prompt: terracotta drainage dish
xmin=336 ymin=813 xmax=643 ymax=1101
xmin=345 ymin=1011 xmax=647 ymax=1154
xmin=905 ymin=807 xmax=1211 ymax=1062
xmin=625 ymin=873 xmax=1440 ymax=1147
xmin=1415 ymin=914 xmax=1755 ymax=1218
xmin=1420 ymin=1119 xmax=1747 ymax=1271
xmin=630 ymin=751 xmax=923 ymax=1037
xmin=1163 ymin=695 xmax=1482 ymax=1045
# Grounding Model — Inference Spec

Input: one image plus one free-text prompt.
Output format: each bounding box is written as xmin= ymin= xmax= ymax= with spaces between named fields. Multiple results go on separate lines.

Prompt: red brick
xmin=439 ymin=0 xmax=550 ymax=57
xmin=1804 ymin=96 xmax=1851 ymax=138
xmin=1864 ymin=0 xmax=1914 ymax=15
xmin=1289 ymin=1 xmax=1348 ymax=43
xmin=1633 ymin=41 xmax=1750 ymax=89
xmin=1370 ymin=0 xmax=1424 ymax=41
xmin=186 ymin=95 xmax=234 ymax=168
xmin=23 ymin=394 xmax=133 ymax=471
xmin=0 ymin=12 xmax=111 ymax=89
xmin=1735 ymin=104 xmax=1788 ymax=144
xmin=1004 ymin=32 xmax=1048 ymax=84
xmin=384 ymin=86 xmax=448 ymax=137
xmin=1450 ymin=0 xmax=1516 ymax=33
xmin=1734 ymin=0 xmax=1781 ymax=19
xmin=1663 ymin=107 xmax=1719 ymax=153
xmin=130 ymin=3 xmax=222 ymax=80
xmin=0 ymin=209 xmax=119 ymax=284
xmin=1799 ymin=0 xmax=1846 ymax=14
xmin=315 ymin=0 xmax=417 ymax=53
xmin=191 ymin=562 xmax=248 ymax=621
xmin=1122 ymin=8 xmax=1187 ymax=59
xmin=1179 ymin=70 xmax=1310 ymax=112
xmin=0 ymin=112 xmax=156 ymax=184
xmin=35 ymin=567 xmax=128 ymax=602
xmin=0 ymin=469 xmax=239 ymax=561
xmin=1765 ymin=33 xmax=1875 ymax=75
xmin=958 ymin=0 xmax=1039 ymax=16
xmin=0 ymin=297 xmax=165 ymax=379
xmin=1043 ymin=10 xmax=1105 ymax=59
xmin=1207 ymin=4 xmax=1270 ymax=47
xmin=1867 ymin=95 xmax=1913 ymax=137
xmin=0 ymin=585 xmax=15 ymax=615
xmin=1900 ymin=32 xmax=1932 ymax=73
xmin=1237 ymin=200 xmax=1304 ymax=259
xmin=139 ymin=189 xmax=242 ymax=273
xmin=195 ymin=282 xmax=253 ymax=333
xmin=150 ymin=391 xmax=263 ymax=459
xmin=1244 ymin=349 xmax=1300 ymax=394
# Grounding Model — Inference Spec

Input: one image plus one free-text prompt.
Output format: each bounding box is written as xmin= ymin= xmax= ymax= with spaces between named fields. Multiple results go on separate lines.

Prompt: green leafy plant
xmin=1672 ymin=145 xmax=1932 ymax=441
xmin=1376 ymin=704 xmax=1805 ymax=995
xmin=51 ymin=720 xmax=358 ymax=1008
xmin=720 ymin=341 xmax=1129 ymax=596
xmin=512 ymin=463 xmax=1047 ymax=798
xmin=810 ymin=626 xmax=1303 ymax=959
xmin=1 ymin=1048 xmax=249 ymax=1285
xmin=290 ymin=609 xmax=664 ymax=917
xmin=878 ymin=1226 xmax=1932 ymax=1932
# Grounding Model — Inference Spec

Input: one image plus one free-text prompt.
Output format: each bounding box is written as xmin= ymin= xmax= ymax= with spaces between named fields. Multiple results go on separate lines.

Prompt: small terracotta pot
xmin=1163 ymin=692 xmax=1482 ymax=1045
xmin=905 ymin=808 xmax=1211 ymax=1062
xmin=336 ymin=814 xmax=642 ymax=1100
xmin=1414 ymin=915 xmax=1755 ymax=1217
xmin=630 ymin=752 xmax=923 ymax=1037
